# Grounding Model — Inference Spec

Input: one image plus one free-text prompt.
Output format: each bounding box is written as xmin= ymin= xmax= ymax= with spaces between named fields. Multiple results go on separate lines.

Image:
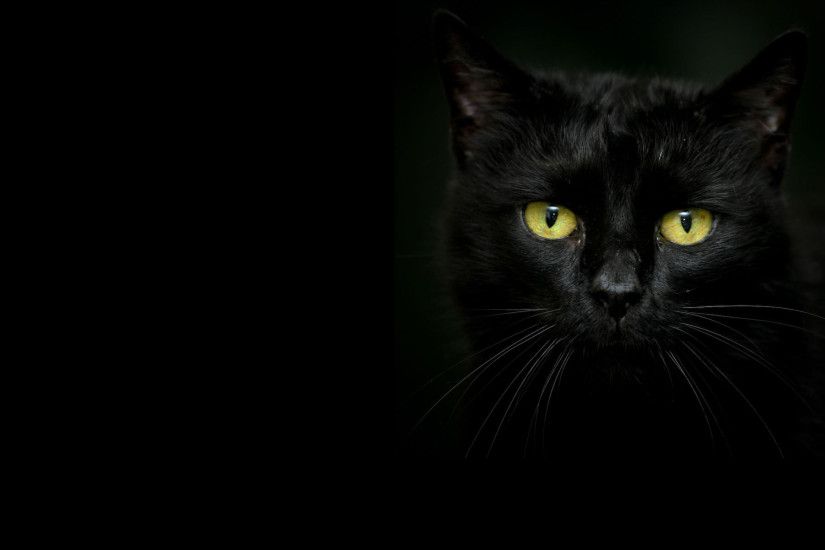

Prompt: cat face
xmin=434 ymin=12 xmax=807 ymax=357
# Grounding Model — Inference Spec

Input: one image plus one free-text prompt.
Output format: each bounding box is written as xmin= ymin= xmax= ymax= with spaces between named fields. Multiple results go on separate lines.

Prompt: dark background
xmin=393 ymin=0 xmax=825 ymax=457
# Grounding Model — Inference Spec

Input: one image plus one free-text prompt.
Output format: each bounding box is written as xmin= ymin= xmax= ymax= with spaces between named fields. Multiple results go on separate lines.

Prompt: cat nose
xmin=591 ymin=282 xmax=642 ymax=321
xmin=590 ymin=251 xmax=642 ymax=321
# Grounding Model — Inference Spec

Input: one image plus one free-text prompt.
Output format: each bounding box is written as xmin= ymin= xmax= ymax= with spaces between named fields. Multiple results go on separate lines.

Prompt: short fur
xmin=433 ymin=10 xmax=824 ymax=459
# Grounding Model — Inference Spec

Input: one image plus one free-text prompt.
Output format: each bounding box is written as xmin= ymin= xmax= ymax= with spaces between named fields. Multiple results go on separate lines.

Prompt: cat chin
xmin=576 ymin=322 xmax=665 ymax=358
xmin=575 ymin=345 xmax=664 ymax=382
xmin=579 ymin=315 xmax=645 ymax=345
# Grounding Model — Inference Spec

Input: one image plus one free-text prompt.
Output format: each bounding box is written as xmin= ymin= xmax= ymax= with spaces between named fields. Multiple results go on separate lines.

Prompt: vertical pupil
xmin=546 ymin=206 xmax=559 ymax=227
xmin=679 ymin=211 xmax=692 ymax=233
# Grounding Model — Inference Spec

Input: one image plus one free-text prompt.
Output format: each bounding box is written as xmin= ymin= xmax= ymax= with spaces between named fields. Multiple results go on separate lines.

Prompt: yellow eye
xmin=524 ymin=202 xmax=578 ymax=239
xmin=659 ymin=208 xmax=714 ymax=245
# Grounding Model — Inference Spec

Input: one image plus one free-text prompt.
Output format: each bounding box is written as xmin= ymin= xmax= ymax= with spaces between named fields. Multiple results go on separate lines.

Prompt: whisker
xmin=449 ymin=328 xmax=546 ymax=418
xmin=507 ymin=338 xmax=564 ymax=417
xmin=675 ymin=340 xmax=734 ymax=457
xmin=400 ymin=320 xmax=544 ymax=407
xmin=682 ymin=310 xmax=825 ymax=340
xmin=683 ymin=304 xmax=825 ymax=323
xmin=540 ymin=335 xmax=579 ymax=454
xmin=673 ymin=326 xmax=784 ymax=458
xmin=523 ymin=337 xmax=567 ymax=455
xmin=664 ymin=350 xmax=715 ymax=445
xmin=678 ymin=321 xmax=804 ymax=404
xmin=462 ymin=309 xmax=557 ymax=321
xmin=653 ymin=341 xmax=675 ymax=397
xmin=409 ymin=324 xmax=553 ymax=434
xmin=679 ymin=310 xmax=762 ymax=351
xmin=486 ymin=337 xmax=559 ymax=457
xmin=466 ymin=341 xmax=550 ymax=458
xmin=467 ymin=307 xmax=559 ymax=313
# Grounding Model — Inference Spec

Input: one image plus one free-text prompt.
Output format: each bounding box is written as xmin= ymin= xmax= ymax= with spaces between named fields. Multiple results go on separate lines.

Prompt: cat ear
xmin=432 ymin=10 xmax=533 ymax=164
xmin=703 ymin=30 xmax=807 ymax=179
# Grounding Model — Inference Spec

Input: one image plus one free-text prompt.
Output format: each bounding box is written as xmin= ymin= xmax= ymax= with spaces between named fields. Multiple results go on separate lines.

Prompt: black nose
xmin=591 ymin=283 xmax=642 ymax=321
xmin=590 ymin=250 xmax=642 ymax=321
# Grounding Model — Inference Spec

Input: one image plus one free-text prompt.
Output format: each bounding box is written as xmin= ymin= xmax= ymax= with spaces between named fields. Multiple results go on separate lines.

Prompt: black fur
xmin=432 ymin=10 xmax=824 ymax=459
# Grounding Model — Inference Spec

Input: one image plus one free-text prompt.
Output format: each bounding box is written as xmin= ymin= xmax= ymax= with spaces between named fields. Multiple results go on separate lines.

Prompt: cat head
xmin=433 ymin=11 xmax=807 ymax=354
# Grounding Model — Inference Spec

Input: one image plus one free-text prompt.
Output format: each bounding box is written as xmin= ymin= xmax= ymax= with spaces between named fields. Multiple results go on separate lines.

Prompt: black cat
xmin=431 ymin=10 xmax=824 ymax=459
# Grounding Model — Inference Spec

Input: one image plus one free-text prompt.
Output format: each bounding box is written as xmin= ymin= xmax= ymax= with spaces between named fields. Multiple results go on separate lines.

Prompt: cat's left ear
xmin=703 ymin=30 xmax=807 ymax=178
xmin=432 ymin=11 xmax=535 ymax=165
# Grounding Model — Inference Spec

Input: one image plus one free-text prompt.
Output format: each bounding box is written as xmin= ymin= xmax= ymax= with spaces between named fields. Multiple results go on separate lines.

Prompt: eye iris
xmin=659 ymin=207 xmax=713 ymax=245
xmin=679 ymin=211 xmax=692 ymax=233
xmin=524 ymin=202 xmax=577 ymax=239
xmin=546 ymin=206 xmax=559 ymax=228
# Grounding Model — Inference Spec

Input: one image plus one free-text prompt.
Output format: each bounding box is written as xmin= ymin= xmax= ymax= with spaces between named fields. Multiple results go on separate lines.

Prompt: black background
xmin=392 ymin=0 xmax=825 ymax=457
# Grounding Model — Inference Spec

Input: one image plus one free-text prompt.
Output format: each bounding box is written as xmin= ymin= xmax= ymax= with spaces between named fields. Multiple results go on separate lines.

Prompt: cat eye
xmin=523 ymin=202 xmax=578 ymax=239
xmin=659 ymin=208 xmax=714 ymax=245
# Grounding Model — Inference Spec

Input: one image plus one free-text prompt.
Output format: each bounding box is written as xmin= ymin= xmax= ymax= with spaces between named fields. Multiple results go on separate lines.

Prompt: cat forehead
xmin=532 ymin=115 xmax=697 ymax=171
xmin=474 ymin=74 xmax=735 ymax=192
xmin=502 ymin=114 xmax=714 ymax=201
xmin=526 ymin=74 xmax=705 ymax=149
xmin=539 ymin=72 xmax=705 ymax=109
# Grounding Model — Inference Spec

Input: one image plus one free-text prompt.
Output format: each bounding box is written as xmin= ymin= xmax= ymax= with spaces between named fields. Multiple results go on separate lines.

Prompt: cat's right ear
xmin=701 ymin=30 xmax=807 ymax=184
xmin=432 ymin=11 xmax=532 ymax=165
